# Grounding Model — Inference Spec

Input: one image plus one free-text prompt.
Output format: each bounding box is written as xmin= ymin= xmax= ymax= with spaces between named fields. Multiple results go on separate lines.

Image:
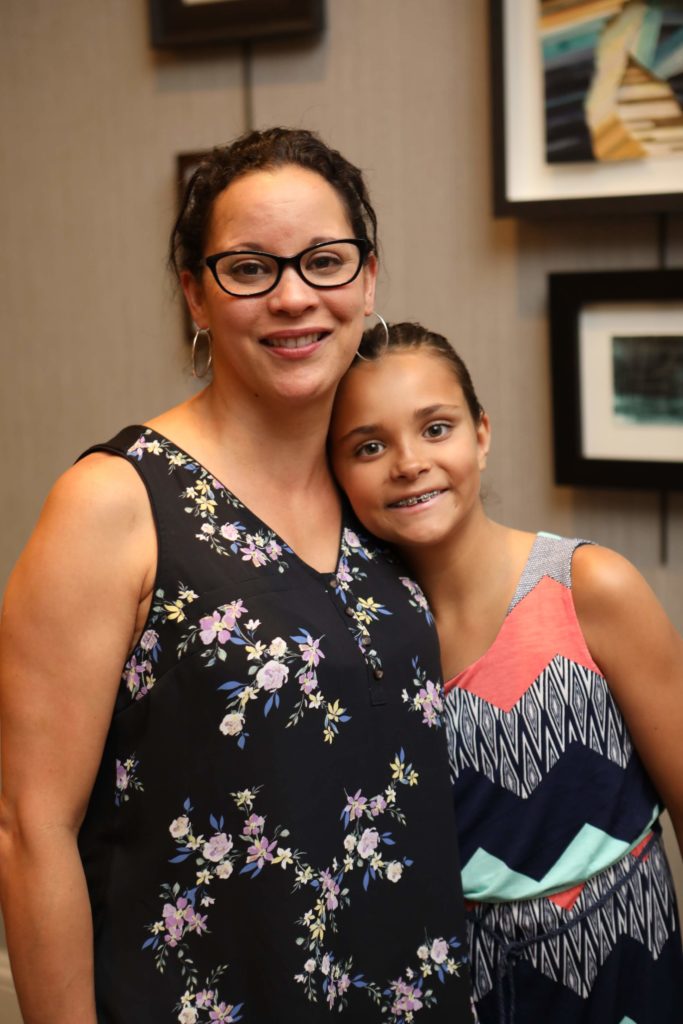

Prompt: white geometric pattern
xmin=468 ymin=835 xmax=677 ymax=1001
xmin=445 ymin=656 xmax=632 ymax=798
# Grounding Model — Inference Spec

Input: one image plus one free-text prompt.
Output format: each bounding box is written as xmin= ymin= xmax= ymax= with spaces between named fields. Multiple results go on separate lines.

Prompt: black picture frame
xmin=149 ymin=0 xmax=324 ymax=49
xmin=490 ymin=0 xmax=683 ymax=218
xmin=549 ymin=269 xmax=683 ymax=491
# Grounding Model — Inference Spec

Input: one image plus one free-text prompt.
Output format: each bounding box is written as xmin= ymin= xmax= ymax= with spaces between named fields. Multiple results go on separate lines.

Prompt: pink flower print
xmin=346 ymin=789 xmax=368 ymax=821
xmin=123 ymin=655 xmax=151 ymax=697
xmin=115 ymin=760 xmax=129 ymax=792
xmin=320 ymin=869 xmax=340 ymax=910
xmin=209 ymin=1004 xmax=238 ymax=1022
xmin=391 ymin=979 xmax=424 ymax=1015
xmin=338 ymin=973 xmax=351 ymax=995
xmin=242 ymin=813 xmax=265 ymax=837
xmin=344 ymin=530 xmax=361 ymax=548
xmin=184 ymin=905 xmax=208 ymax=936
xmin=220 ymin=523 xmax=240 ymax=542
xmin=162 ymin=897 xmax=190 ymax=946
xmin=357 ymin=828 xmax=380 ymax=859
xmin=430 ymin=937 xmax=449 ymax=964
xmin=255 ymin=660 xmax=289 ymax=692
xmin=240 ymin=543 xmax=268 ymax=567
xmin=298 ymin=672 xmax=318 ymax=695
xmin=337 ymin=563 xmax=352 ymax=584
xmin=139 ymin=628 xmax=159 ymax=651
xmin=370 ymin=794 xmax=387 ymax=816
xmin=202 ymin=832 xmax=233 ymax=862
xmin=266 ymin=539 xmax=282 ymax=560
xmin=199 ymin=611 xmax=234 ymax=646
xmin=246 ymin=835 xmax=277 ymax=870
xmin=196 ymin=990 xmax=214 ymax=1008
xmin=298 ymin=635 xmax=325 ymax=668
xmin=419 ymin=680 xmax=444 ymax=726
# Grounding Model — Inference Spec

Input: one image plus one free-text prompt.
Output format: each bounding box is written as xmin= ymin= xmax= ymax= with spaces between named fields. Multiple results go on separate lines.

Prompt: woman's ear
xmin=363 ymin=252 xmax=378 ymax=316
xmin=180 ymin=270 xmax=209 ymax=330
xmin=477 ymin=412 xmax=491 ymax=470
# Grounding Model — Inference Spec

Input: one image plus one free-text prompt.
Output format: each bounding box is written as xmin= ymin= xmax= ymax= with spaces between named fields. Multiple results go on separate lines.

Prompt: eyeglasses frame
xmin=201 ymin=237 xmax=372 ymax=298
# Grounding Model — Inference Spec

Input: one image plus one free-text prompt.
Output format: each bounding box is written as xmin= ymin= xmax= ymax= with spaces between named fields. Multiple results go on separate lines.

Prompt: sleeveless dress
xmin=76 ymin=426 xmax=474 ymax=1024
xmin=443 ymin=532 xmax=683 ymax=1024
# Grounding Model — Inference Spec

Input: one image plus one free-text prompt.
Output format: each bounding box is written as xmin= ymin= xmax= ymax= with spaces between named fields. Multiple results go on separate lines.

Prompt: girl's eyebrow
xmin=336 ymin=423 xmax=380 ymax=444
xmin=336 ymin=403 xmax=462 ymax=444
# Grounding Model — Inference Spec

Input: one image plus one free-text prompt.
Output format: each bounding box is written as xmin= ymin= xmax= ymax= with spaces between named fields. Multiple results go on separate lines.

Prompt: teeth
xmin=393 ymin=490 xmax=440 ymax=508
xmin=264 ymin=333 xmax=322 ymax=348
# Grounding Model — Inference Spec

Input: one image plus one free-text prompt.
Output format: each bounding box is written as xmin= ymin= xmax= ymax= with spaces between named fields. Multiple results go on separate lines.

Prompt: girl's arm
xmin=572 ymin=544 xmax=683 ymax=854
xmin=0 ymin=454 xmax=155 ymax=1024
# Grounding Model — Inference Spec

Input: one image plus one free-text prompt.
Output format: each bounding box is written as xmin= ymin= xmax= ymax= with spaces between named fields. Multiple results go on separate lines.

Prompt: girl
xmin=330 ymin=320 xmax=683 ymax=1023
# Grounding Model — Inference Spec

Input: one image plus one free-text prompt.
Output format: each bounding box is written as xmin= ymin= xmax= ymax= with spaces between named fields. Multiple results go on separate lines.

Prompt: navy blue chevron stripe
xmin=454 ymin=748 xmax=660 ymax=881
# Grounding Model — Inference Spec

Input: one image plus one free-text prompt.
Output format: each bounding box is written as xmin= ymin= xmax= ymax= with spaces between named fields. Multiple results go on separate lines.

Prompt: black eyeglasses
xmin=202 ymin=238 xmax=371 ymax=297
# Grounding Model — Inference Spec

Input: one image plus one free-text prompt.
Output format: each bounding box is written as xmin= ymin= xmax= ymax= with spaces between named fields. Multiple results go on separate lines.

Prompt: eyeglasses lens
xmin=213 ymin=241 xmax=362 ymax=296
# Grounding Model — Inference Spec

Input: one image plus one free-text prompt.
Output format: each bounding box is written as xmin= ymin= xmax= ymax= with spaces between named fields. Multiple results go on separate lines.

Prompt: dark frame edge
xmin=548 ymin=269 xmax=683 ymax=492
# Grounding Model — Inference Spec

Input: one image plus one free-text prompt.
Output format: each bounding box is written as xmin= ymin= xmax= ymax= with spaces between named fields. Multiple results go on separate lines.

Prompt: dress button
xmin=373 ymin=668 xmax=384 ymax=680
xmin=328 ymin=578 xmax=337 ymax=588
xmin=344 ymin=606 xmax=355 ymax=617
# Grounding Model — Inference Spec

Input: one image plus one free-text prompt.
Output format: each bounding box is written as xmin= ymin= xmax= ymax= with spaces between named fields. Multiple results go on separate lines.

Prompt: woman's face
xmin=330 ymin=349 xmax=490 ymax=553
xmin=182 ymin=165 xmax=377 ymax=406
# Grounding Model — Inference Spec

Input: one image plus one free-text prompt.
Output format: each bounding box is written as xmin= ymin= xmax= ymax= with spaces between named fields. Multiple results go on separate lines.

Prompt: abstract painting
xmin=541 ymin=0 xmax=683 ymax=164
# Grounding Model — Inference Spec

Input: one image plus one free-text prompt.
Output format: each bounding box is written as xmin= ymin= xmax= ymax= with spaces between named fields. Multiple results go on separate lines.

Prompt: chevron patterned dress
xmin=444 ymin=533 xmax=683 ymax=1024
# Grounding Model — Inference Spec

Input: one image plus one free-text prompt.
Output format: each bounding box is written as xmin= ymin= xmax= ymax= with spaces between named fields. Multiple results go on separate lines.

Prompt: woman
xmin=330 ymin=321 xmax=683 ymax=1023
xmin=0 ymin=132 xmax=473 ymax=1023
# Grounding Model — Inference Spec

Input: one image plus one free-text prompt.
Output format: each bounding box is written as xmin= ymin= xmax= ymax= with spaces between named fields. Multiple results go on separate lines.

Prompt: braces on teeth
xmin=394 ymin=490 xmax=440 ymax=507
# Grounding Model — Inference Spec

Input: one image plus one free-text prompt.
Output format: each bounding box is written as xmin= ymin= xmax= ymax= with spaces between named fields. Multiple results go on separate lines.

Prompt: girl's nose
xmin=390 ymin=448 xmax=430 ymax=481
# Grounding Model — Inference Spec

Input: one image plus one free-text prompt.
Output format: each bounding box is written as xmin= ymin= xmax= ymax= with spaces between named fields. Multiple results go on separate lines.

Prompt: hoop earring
xmin=191 ymin=327 xmax=213 ymax=379
xmin=357 ymin=311 xmax=390 ymax=362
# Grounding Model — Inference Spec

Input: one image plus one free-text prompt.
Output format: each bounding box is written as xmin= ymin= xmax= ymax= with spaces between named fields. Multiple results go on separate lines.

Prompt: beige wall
xmin=1 ymin=1 xmax=682 ymax=1014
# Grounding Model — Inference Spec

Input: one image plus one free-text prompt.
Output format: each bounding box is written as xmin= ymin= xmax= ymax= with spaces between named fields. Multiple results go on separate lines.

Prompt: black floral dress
xmin=77 ymin=426 xmax=473 ymax=1024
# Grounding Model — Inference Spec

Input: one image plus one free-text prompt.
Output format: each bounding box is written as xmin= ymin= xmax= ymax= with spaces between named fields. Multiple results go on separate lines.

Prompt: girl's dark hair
xmin=357 ymin=321 xmax=484 ymax=423
xmin=170 ymin=127 xmax=378 ymax=280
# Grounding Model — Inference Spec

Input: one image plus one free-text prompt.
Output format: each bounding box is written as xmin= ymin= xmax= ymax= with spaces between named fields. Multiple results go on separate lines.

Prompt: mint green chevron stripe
xmin=462 ymin=816 xmax=657 ymax=902
xmin=618 ymin=1017 xmax=637 ymax=1024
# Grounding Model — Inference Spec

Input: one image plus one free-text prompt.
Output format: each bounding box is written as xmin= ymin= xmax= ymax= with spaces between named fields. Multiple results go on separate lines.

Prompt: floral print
xmin=400 ymin=577 xmax=434 ymax=625
xmin=115 ymin=755 xmax=144 ymax=806
xmin=402 ymin=658 xmax=445 ymax=729
xmin=145 ymin=753 xmax=466 ymax=1019
xmin=78 ymin=426 xmax=471 ymax=1022
xmin=128 ymin=431 xmax=291 ymax=573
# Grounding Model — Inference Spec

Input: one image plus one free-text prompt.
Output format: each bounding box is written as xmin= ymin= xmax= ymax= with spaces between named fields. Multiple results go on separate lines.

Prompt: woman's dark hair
xmin=170 ymin=127 xmax=378 ymax=280
xmin=357 ymin=321 xmax=484 ymax=423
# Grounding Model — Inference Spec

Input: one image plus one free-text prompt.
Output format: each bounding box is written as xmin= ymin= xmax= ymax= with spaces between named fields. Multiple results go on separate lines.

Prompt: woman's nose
xmin=268 ymin=266 xmax=319 ymax=315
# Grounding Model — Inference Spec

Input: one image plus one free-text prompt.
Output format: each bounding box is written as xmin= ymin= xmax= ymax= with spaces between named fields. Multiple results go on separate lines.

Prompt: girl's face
xmin=330 ymin=349 xmax=490 ymax=552
xmin=182 ymin=165 xmax=377 ymax=407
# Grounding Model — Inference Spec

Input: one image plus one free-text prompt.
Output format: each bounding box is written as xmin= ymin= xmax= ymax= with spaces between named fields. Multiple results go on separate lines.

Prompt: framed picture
xmin=490 ymin=0 xmax=683 ymax=217
xmin=149 ymin=0 xmax=324 ymax=49
xmin=549 ymin=269 xmax=683 ymax=491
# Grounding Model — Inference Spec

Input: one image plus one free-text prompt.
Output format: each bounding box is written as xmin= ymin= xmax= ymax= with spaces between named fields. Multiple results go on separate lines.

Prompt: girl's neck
xmin=402 ymin=517 xmax=537 ymax=680
xmin=402 ymin=514 xmax=509 ymax=616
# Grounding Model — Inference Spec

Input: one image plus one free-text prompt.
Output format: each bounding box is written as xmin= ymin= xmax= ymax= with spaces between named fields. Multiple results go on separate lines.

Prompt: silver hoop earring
xmin=191 ymin=327 xmax=213 ymax=379
xmin=357 ymin=311 xmax=390 ymax=362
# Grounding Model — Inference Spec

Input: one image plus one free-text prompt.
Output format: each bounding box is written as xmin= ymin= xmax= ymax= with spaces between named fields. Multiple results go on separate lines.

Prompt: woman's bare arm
xmin=0 ymin=453 xmax=155 ymax=1023
xmin=572 ymin=544 xmax=683 ymax=854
